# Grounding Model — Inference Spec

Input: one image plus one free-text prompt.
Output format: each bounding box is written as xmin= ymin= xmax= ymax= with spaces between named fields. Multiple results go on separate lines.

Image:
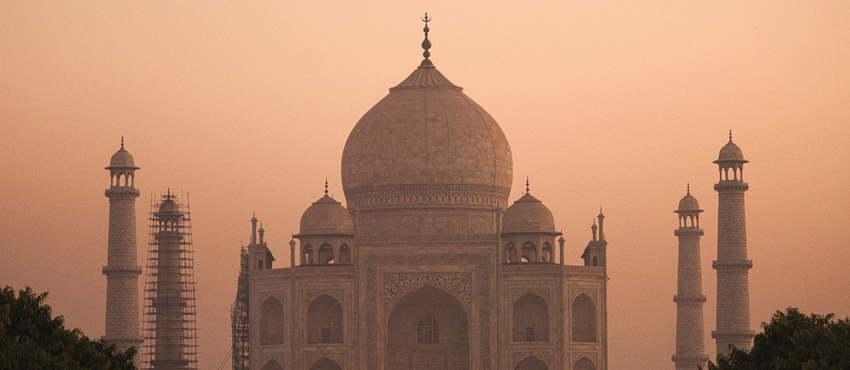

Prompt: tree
xmin=707 ymin=307 xmax=850 ymax=370
xmin=0 ymin=286 xmax=136 ymax=370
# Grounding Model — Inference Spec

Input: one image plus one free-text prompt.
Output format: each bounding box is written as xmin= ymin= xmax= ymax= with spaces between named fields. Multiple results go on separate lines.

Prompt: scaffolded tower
xmin=142 ymin=191 xmax=198 ymax=370
xmin=231 ymin=246 xmax=250 ymax=370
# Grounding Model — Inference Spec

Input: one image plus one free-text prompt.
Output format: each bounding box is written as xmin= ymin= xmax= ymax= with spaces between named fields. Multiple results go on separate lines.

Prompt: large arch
xmin=571 ymin=293 xmax=597 ymax=342
xmin=512 ymin=292 xmax=549 ymax=342
xmin=261 ymin=359 xmax=284 ymax=370
xmin=307 ymin=294 xmax=343 ymax=343
xmin=574 ymin=357 xmax=596 ymax=370
xmin=308 ymin=357 xmax=342 ymax=370
xmin=259 ymin=296 xmax=284 ymax=345
xmin=386 ymin=285 xmax=469 ymax=370
xmin=515 ymin=356 xmax=548 ymax=370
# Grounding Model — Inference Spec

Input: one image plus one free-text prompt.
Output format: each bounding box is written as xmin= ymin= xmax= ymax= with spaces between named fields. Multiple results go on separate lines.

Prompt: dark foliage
xmin=707 ymin=307 xmax=850 ymax=370
xmin=0 ymin=286 xmax=136 ymax=370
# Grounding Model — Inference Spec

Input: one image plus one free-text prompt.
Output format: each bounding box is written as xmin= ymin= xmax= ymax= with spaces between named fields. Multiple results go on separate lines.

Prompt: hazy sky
xmin=2 ymin=2 xmax=848 ymax=369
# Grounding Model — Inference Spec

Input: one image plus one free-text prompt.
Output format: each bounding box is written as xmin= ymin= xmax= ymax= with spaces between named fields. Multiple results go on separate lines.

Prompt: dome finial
xmin=420 ymin=13 xmax=433 ymax=67
xmin=121 ymin=136 xmax=124 ymax=149
xmin=729 ymin=129 xmax=733 ymax=142
xmin=525 ymin=176 xmax=530 ymax=194
xmin=325 ymin=178 xmax=329 ymax=196
xmin=687 ymin=183 xmax=690 ymax=195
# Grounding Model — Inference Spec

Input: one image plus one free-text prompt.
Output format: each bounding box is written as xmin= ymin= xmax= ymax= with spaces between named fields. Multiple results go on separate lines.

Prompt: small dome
xmin=717 ymin=140 xmax=745 ymax=161
xmin=299 ymin=195 xmax=354 ymax=236
xmin=501 ymin=193 xmax=556 ymax=233
xmin=107 ymin=145 xmax=139 ymax=169
xmin=158 ymin=196 xmax=181 ymax=215
xmin=677 ymin=193 xmax=701 ymax=212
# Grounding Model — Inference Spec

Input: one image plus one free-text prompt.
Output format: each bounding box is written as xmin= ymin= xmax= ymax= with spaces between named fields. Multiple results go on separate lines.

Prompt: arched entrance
xmin=515 ymin=356 xmax=548 ymax=370
xmin=308 ymin=357 xmax=342 ymax=370
xmin=387 ymin=285 xmax=469 ymax=370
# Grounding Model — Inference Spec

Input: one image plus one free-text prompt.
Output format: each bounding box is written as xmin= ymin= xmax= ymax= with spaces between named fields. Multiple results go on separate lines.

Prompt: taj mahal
xmin=100 ymin=15 xmax=755 ymax=370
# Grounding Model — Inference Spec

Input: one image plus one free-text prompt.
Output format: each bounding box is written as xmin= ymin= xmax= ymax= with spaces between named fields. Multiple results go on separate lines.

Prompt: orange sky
xmin=1 ymin=2 xmax=849 ymax=369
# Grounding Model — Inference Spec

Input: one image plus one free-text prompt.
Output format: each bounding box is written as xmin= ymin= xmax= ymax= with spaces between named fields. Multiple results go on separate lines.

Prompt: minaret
xmin=711 ymin=131 xmax=755 ymax=355
xmin=672 ymin=185 xmax=709 ymax=369
xmin=103 ymin=138 xmax=144 ymax=352
xmin=144 ymin=191 xmax=197 ymax=370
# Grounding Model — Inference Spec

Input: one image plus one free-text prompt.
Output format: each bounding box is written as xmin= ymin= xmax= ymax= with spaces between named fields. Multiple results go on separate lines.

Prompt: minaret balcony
xmin=711 ymin=330 xmax=756 ymax=340
xmin=711 ymin=260 xmax=753 ymax=271
xmin=102 ymin=265 xmax=143 ymax=276
xmin=673 ymin=294 xmax=707 ymax=304
xmin=674 ymin=228 xmax=704 ymax=237
xmin=713 ymin=182 xmax=749 ymax=192
xmin=105 ymin=187 xmax=140 ymax=198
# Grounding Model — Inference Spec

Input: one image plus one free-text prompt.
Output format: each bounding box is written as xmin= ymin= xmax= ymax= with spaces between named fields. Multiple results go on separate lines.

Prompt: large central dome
xmin=341 ymin=63 xmax=513 ymax=210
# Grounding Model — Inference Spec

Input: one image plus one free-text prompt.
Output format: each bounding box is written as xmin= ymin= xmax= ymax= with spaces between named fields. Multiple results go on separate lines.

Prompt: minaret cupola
xmin=675 ymin=184 xmax=703 ymax=229
xmin=714 ymin=131 xmax=748 ymax=182
xmin=106 ymin=137 xmax=140 ymax=189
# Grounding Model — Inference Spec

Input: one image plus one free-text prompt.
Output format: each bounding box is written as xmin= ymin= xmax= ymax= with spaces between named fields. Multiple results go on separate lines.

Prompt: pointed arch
xmin=512 ymin=292 xmax=548 ymax=342
xmin=303 ymin=244 xmax=314 ymax=264
xmin=387 ymin=285 xmax=469 ymax=370
xmin=307 ymin=294 xmax=343 ymax=343
xmin=308 ymin=357 xmax=342 ymax=370
xmin=521 ymin=242 xmax=537 ymax=262
xmin=515 ymin=356 xmax=548 ymax=370
xmin=261 ymin=359 xmax=284 ymax=370
xmin=259 ymin=296 xmax=284 ymax=345
xmin=339 ymin=244 xmax=351 ymax=264
xmin=318 ymin=243 xmax=334 ymax=264
xmin=506 ymin=242 xmax=517 ymax=263
xmin=541 ymin=242 xmax=553 ymax=262
xmin=574 ymin=357 xmax=596 ymax=370
xmin=571 ymin=293 xmax=597 ymax=342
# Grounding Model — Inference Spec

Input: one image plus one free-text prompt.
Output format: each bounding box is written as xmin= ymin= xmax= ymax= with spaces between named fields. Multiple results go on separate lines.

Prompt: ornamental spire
xmin=121 ymin=136 xmax=124 ymax=149
xmin=324 ymin=178 xmax=329 ymax=196
xmin=525 ymin=176 xmax=530 ymax=194
xmin=420 ymin=13 xmax=433 ymax=67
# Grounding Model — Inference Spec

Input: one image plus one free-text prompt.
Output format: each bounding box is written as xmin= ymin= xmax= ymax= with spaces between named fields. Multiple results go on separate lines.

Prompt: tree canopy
xmin=708 ymin=307 xmax=850 ymax=370
xmin=0 ymin=286 xmax=136 ymax=370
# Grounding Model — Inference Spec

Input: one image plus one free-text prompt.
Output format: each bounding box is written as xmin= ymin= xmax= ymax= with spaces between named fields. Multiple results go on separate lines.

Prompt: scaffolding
xmin=231 ymin=246 xmax=250 ymax=370
xmin=142 ymin=191 xmax=198 ymax=370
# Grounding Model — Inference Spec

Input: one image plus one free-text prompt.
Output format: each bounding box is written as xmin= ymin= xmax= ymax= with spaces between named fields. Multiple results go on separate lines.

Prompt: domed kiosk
xmin=295 ymin=182 xmax=355 ymax=265
xmin=244 ymin=17 xmax=610 ymax=370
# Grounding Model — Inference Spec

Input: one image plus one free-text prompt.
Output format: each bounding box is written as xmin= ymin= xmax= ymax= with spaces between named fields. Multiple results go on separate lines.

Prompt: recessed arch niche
xmin=512 ymin=292 xmax=549 ymax=342
xmin=386 ymin=284 xmax=469 ymax=370
xmin=307 ymin=294 xmax=343 ymax=343
xmin=259 ymin=296 xmax=284 ymax=345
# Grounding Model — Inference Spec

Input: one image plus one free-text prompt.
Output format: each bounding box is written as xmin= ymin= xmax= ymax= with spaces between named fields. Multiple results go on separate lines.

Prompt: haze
xmin=1 ymin=2 xmax=848 ymax=369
